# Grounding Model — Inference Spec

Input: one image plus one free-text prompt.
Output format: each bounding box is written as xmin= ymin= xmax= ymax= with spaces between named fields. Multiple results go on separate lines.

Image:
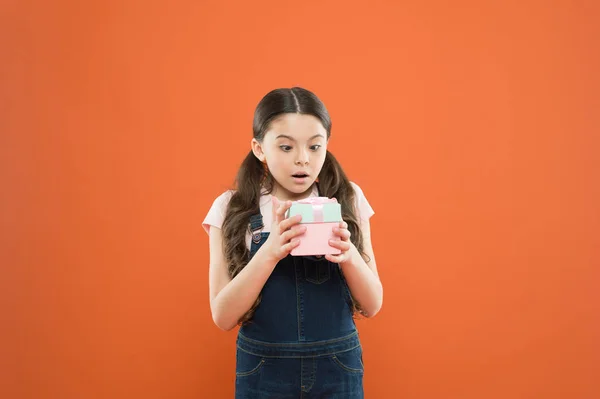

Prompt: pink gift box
xmin=287 ymin=197 xmax=342 ymax=257
xmin=291 ymin=222 xmax=341 ymax=256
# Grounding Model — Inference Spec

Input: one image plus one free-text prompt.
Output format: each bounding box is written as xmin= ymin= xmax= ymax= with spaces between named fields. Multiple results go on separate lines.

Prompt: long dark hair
xmin=221 ymin=87 xmax=366 ymax=325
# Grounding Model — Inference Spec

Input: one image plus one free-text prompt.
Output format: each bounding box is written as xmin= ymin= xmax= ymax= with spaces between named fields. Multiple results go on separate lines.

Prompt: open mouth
xmin=292 ymin=173 xmax=309 ymax=178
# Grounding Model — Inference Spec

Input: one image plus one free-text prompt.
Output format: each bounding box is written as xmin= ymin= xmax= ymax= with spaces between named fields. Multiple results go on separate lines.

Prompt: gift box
xmin=286 ymin=197 xmax=342 ymax=256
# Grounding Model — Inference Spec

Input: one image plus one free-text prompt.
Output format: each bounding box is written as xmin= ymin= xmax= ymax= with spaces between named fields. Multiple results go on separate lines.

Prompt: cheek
xmin=314 ymin=152 xmax=327 ymax=167
xmin=266 ymin=156 xmax=285 ymax=171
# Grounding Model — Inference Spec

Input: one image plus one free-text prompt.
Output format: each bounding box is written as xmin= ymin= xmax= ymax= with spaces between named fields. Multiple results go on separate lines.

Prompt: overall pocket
xmin=304 ymin=259 xmax=331 ymax=284
xmin=330 ymin=345 xmax=364 ymax=374
xmin=235 ymin=347 xmax=266 ymax=377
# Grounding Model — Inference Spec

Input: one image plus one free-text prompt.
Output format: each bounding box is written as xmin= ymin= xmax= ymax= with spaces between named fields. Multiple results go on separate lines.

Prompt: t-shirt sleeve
xmin=202 ymin=190 xmax=234 ymax=234
xmin=350 ymin=181 xmax=375 ymax=221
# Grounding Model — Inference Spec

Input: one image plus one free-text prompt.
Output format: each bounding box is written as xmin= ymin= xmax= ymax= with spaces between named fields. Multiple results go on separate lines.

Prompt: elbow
xmin=212 ymin=312 xmax=237 ymax=331
xmin=363 ymin=300 xmax=383 ymax=318
xmin=211 ymin=304 xmax=237 ymax=331
xmin=363 ymin=284 xmax=383 ymax=318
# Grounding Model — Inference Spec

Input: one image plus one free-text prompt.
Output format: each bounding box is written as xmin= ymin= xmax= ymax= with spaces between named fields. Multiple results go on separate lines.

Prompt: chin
xmin=285 ymin=186 xmax=304 ymax=194
xmin=284 ymin=183 xmax=313 ymax=194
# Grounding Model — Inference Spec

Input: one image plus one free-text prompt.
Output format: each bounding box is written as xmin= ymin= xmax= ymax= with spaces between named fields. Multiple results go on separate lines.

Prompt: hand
xmin=261 ymin=196 xmax=306 ymax=263
xmin=325 ymin=221 xmax=356 ymax=264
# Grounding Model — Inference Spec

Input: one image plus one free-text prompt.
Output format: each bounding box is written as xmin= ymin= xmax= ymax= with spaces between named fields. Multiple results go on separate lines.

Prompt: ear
xmin=251 ymin=138 xmax=266 ymax=163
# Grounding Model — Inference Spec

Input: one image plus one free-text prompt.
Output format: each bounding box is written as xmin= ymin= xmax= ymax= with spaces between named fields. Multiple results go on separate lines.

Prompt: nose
xmin=295 ymin=149 xmax=309 ymax=166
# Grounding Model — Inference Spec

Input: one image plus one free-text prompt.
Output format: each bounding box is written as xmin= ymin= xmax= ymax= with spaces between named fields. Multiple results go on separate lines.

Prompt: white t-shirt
xmin=202 ymin=182 xmax=374 ymax=250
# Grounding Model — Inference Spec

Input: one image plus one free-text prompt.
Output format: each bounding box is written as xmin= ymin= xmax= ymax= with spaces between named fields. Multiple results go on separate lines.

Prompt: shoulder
xmin=207 ymin=189 xmax=237 ymax=216
xmin=349 ymin=181 xmax=371 ymax=205
xmin=348 ymin=181 xmax=374 ymax=220
xmin=212 ymin=189 xmax=235 ymax=208
xmin=349 ymin=181 xmax=366 ymax=197
xmin=202 ymin=189 xmax=236 ymax=234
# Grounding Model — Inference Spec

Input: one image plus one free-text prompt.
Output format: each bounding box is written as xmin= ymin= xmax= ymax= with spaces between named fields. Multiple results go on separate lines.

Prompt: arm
xmin=326 ymin=217 xmax=383 ymax=317
xmin=208 ymin=197 xmax=305 ymax=331
xmin=208 ymin=226 xmax=278 ymax=331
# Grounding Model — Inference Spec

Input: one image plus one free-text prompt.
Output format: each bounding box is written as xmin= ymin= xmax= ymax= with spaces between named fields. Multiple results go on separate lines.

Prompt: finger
xmin=328 ymin=239 xmax=352 ymax=252
xmin=325 ymin=253 xmax=344 ymax=263
xmin=283 ymin=238 xmax=301 ymax=254
xmin=275 ymin=200 xmax=285 ymax=224
xmin=279 ymin=214 xmax=303 ymax=233
xmin=332 ymin=227 xmax=351 ymax=241
xmin=340 ymin=221 xmax=348 ymax=229
xmin=280 ymin=225 xmax=307 ymax=242
xmin=271 ymin=196 xmax=279 ymax=223
xmin=276 ymin=200 xmax=293 ymax=225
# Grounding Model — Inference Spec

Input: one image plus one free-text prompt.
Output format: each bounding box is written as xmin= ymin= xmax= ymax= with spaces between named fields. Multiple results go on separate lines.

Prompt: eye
xmin=310 ymin=145 xmax=322 ymax=151
xmin=279 ymin=145 xmax=292 ymax=152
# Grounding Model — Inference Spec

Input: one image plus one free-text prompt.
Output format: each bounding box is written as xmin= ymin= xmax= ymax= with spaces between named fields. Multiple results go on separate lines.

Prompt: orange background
xmin=1 ymin=1 xmax=599 ymax=398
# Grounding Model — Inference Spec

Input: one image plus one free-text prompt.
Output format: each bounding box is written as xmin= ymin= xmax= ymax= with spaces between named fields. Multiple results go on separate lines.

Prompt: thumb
xmin=271 ymin=196 xmax=279 ymax=224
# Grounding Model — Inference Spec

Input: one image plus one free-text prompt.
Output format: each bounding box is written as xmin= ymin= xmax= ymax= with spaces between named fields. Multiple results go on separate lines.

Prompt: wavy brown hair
xmin=221 ymin=87 xmax=368 ymax=325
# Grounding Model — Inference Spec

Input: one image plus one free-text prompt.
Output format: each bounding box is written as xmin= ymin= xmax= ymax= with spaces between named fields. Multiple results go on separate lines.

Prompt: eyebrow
xmin=275 ymin=134 xmax=325 ymax=141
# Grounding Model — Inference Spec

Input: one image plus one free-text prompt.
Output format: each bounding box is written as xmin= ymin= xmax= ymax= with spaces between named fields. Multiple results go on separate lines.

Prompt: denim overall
xmin=235 ymin=213 xmax=364 ymax=398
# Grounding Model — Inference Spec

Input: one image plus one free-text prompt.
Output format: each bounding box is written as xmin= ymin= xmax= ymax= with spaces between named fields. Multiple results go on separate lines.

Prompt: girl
xmin=203 ymin=87 xmax=383 ymax=398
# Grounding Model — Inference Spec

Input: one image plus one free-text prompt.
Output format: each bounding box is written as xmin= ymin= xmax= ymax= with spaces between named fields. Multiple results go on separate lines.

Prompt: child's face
xmin=252 ymin=113 xmax=328 ymax=200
